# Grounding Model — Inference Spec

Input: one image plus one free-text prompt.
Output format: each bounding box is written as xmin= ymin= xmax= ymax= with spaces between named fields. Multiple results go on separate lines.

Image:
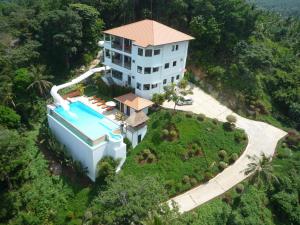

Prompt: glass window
xmin=137 ymin=82 xmax=141 ymax=90
xmin=163 ymin=79 xmax=167 ymax=85
xmin=173 ymin=61 xmax=177 ymax=67
xmin=112 ymin=69 xmax=122 ymax=80
xmin=172 ymin=45 xmax=175 ymax=51
xmin=151 ymin=83 xmax=158 ymax=89
xmin=132 ymin=60 xmax=135 ymax=63
xmin=143 ymin=84 xmax=150 ymax=90
xmin=176 ymin=75 xmax=180 ymax=80
xmin=137 ymin=66 xmax=142 ymax=73
xmin=105 ymin=49 xmax=110 ymax=58
xmin=145 ymin=49 xmax=152 ymax=57
xmin=164 ymin=63 xmax=169 ymax=69
xmin=171 ymin=77 xmax=174 ymax=83
xmin=138 ymin=48 xmax=143 ymax=56
xmin=105 ymin=34 xmax=110 ymax=41
xmin=154 ymin=49 xmax=160 ymax=55
xmin=144 ymin=67 xmax=151 ymax=74
xmin=153 ymin=67 xmax=159 ymax=72
xmin=176 ymin=44 xmax=179 ymax=50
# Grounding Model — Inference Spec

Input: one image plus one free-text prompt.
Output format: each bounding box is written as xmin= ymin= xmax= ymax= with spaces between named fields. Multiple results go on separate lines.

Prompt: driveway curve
xmin=164 ymin=85 xmax=287 ymax=213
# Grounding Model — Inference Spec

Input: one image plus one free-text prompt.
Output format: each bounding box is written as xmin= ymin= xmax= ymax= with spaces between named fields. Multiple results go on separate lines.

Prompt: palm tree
xmin=0 ymin=83 xmax=16 ymax=107
xmin=27 ymin=65 xmax=53 ymax=96
xmin=243 ymin=153 xmax=279 ymax=188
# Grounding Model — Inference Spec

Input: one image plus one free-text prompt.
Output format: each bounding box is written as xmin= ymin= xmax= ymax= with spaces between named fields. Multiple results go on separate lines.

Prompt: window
xmin=132 ymin=76 xmax=135 ymax=79
xmin=171 ymin=77 xmax=174 ymax=83
xmin=145 ymin=49 xmax=152 ymax=57
xmin=154 ymin=49 xmax=160 ymax=55
xmin=105 ymin=34 xmax=110 ymax=41
xmin=151 ymin=83 xmax=158 ymax=89
xmin=164 ymin=63 xmax=169 ymax=69
xmin=144 ymin=67 xmax=151 ymax=74
xmin=176 ymin=75 xmax=180 ymax=80
xmin=112 ymin=69 xmax=122 ymax=80
xmin=138 ymin=48 xmax=143 ymax=56
xmin=163 ymin=79 xmax=167 ymax=85
xmin=137 ymin=82 xmax=141 ymax=90
xmin=132 ymin=60 xmax=135 ymax=63
xmin=173 ymin=61 xmax=177 ymax=67
xmin=153 ymin=67 xmax=159 ymax=72
xmin=176 ymin=44 xmax=179 ymax=50
xmin=105 ymin=49 xmax=110 ymax=58
xmin=180 ymin=58 xmax=183 ymax=62
xmin=143 ymin=84 xmax=150 ymax=90
xmin=172 ymin=45 xmax=175 ymax=51
xmin=137 ymin=66 xmax=142 ymax=73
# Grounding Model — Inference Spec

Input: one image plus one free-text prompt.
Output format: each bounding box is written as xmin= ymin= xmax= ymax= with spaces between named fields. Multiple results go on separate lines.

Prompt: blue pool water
xmin=54 ymin=101 xmax=120 ymax=141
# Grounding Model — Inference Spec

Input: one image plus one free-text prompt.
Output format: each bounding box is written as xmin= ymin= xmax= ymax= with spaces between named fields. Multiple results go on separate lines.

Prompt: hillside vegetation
xmin=0 ymin=0 xmax=299 ymax=224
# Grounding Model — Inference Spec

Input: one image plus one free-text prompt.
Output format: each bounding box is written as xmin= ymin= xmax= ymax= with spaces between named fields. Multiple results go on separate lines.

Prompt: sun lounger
xmin=97 ymin=102 xmax=104 ymax=106
xmin=88 ymin=95 xmax=97 ymax=100
xmin=106 ymin=106 xmax=114 ymax=111
xmin=101 ymin=105 xmax=108 ymax=109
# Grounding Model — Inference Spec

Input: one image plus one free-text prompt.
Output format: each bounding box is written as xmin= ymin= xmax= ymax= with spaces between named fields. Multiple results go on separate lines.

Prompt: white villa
xmin=102 ymin=19 xmax=194 ymax=99
xmin=47 ymin=20 xmax=194 ymax=181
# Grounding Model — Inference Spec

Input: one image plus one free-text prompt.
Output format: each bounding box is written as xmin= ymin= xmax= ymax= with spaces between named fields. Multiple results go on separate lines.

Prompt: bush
xmin=285 ymin=130 xmax=300 ymax=150
xmin=219 ymin=161 xmax=228 ymax=170
xmin=236 ymin=183 xmax=244 ymax=193
xmin=229 ymin=153 xmax=239 ymax=164
xmin=234 ymin=132 xmax=247 ymax=143
xmin=222 ymin=193 xmax=232 ymax=205
xmin=170 ymin=130 xmax=177 ymax=138
xmin=182 ymin=175 xmax=190 ymax=184
xmin=218 ymin=150 xmax=227 ymax=159
xmin=165 ymin=180 xmax=175 ymax=190
xmin=226 ymin=115 xmax=237 ymax=124
xmin=212 ymin=118 xmax=219 ymax=125
xmin=223 ymin=122 xmax=235 ymax=131
xmin=142 ymin=149 xmax=151 ymax=158
xmin=162 ymin=129 xmax=169 ymax=137
xmin=97 ymin=156 xmax=119 ymax=180
xmin=197 ymin=113 xmax=206 ymax=121
xmin=203 ymin=172 xmax=213 ymax=182
xmin=185 ymin=113 xmax=193 ymax=118
xmin=190 ymin=177 xmax=198 ymax=186
xmin=0 ymin=105 xmax=21 ymax=128
xmin=147 ymin=153 xmax=156 ymax=163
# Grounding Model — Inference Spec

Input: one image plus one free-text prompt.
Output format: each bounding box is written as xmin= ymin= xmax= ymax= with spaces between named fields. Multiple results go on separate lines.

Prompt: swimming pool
xmin=54 ymin=101 xmax=121 ymax=144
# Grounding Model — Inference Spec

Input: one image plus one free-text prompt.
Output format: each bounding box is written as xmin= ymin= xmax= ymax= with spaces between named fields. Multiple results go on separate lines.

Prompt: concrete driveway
xmin=163 ymin=85 xmax=287 ymax=213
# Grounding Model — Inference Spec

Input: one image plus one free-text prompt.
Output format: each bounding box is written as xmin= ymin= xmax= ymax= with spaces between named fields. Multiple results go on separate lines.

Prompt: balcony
xmin=124 ymin=55 xmax=131 ymax=70
xmin=112 ymin=41 xmax=123 ymax=51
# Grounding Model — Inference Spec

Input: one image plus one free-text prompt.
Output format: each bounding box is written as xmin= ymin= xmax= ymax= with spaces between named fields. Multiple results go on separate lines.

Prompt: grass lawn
xmin=123 ymin=109 xmax=247 ymax=196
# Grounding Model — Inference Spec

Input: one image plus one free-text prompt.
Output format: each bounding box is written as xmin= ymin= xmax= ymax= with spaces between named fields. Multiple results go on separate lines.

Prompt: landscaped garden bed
xmin=123 ymin=109 xmax=248 ymax=196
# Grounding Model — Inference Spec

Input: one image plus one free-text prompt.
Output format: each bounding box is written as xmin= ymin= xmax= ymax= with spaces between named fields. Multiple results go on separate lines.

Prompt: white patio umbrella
xmin=106 ymin=101 xmax=116 ymax=107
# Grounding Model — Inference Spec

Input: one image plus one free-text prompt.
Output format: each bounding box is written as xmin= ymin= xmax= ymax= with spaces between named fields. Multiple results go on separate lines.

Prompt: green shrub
xmin=165 ymin=180 xmax=175 ymax=190
xmin=0 ymin=105 xmax=21 ymax=128
xmin=147 ymin=153 xmax=156 ymax=163
xmin=170 ymin=130 xmax=177 ymax=138
xmin=223 ymin=122 xmax=235 ymax=131
xmin=197 ymin=113 xmax=206 ymax=121
xmin=182 ymin=175 xmax=190 ymax=184
xmin=97 ymin=156 xmax=119 ymax=180
xmin=229 ymin=153 xmax=239 ymax=164
xmin=234 ymin=132 xmax=247 ymax=143
xmin=185 ymin=113 xmax=193 ymax=118
xmin=222 ymin=193 xmax=232 ymax=205
xmin=219 ymin=161 xmax=228 ymax=170
xmin=212 ymin=118 xmax=219 ymax=125
xmin=218 ymin=150 xmax=227 ymax=159
xmin=162 ymin=129 xmax=169 ymax=137
xmin=142 ymin=149 xmax=151 ymax=158
xmin=236 ymin=183 xmax=244 ymax=193
xmin=226 ymin=115 xmax=237 ymax=124
xmin=203 ymin=172 xmax=213 ymax=182
xmin=190 ymin=177 xmax=198 ymax=186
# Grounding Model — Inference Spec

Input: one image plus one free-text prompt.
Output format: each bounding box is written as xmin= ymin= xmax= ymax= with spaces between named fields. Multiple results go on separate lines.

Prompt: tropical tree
xmin=244 ymin=154 xmax=279 ymax=188
xmin=164 ymin=80 xmax=193 ymax=111
xmin=27 ymin=65 xmax=53 ymax=96
xmin=152 ymin=93 xmax=165 ymax=107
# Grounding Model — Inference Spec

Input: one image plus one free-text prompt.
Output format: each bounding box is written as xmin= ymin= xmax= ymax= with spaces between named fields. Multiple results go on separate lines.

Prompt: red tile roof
xmin=104 ymin=19 xmax=194 ymax=47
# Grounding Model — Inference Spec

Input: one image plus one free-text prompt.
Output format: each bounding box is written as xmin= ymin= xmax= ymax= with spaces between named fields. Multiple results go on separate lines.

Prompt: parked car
xmin=177 ymin=97 xmax=193 ymax=106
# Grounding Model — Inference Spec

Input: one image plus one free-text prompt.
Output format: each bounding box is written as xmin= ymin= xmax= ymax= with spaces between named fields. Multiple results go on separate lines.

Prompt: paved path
xmin=164 ymin=85 xmax=287 ymax=213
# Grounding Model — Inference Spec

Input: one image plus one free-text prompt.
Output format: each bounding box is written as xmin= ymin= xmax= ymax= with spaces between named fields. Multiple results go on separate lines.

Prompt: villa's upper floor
xmin=102 ymin=19 xmax=194 ymax=71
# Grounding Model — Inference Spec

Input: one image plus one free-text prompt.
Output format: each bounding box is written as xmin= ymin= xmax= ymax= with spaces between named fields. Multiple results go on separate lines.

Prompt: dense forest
xmin=0 ymin=0 xmax=299 ymax=224
xmin=249 ymin=0 xmax=300 ymax=17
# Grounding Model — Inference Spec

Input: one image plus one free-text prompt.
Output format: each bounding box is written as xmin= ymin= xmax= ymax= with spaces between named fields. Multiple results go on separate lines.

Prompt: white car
xmin=177 ymin=97 xmax=193 ymax=106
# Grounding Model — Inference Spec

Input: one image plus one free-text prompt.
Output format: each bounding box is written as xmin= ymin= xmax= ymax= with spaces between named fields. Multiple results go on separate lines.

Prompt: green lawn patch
xmin=122 ymin=109 xmax=247 ymax=196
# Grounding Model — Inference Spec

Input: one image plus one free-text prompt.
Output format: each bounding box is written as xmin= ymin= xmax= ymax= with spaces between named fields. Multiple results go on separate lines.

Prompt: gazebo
xmin=125 ymin=110 xmax=149 ymax=147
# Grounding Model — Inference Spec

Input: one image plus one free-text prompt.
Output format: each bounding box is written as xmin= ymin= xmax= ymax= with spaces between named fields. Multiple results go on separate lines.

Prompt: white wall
xmin=126 ymin=125 xmax=148 ymax=148
xmin=103 ymin=38 xmax=190 ymax=99
xmin=47 ymin=112 xmax=126 ymax=181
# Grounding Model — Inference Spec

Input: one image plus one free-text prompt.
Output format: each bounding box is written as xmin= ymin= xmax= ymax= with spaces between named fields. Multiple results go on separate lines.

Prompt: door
xmin=128 ymin=75 xmax=131 ymax=86
xmin=138 ymin=134 xmax=142 ymax=143
xmin=121 ymin=103 xmax=124 ymax=113
xmin=126 ymin=106 xmax=130 ymax=116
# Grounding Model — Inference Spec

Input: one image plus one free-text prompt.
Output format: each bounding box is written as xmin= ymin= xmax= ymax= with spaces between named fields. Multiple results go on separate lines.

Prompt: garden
xmin=123 ymin=109 xmax=247 ymax=196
